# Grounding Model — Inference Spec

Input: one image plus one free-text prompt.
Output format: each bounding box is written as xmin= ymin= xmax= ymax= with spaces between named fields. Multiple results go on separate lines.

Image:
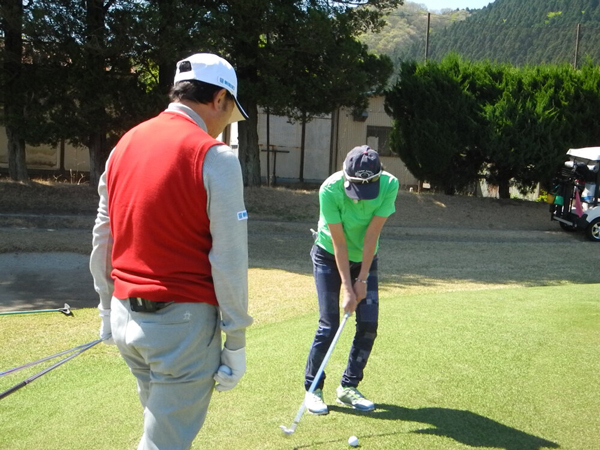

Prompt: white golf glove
xmin=99 ymin=308 xmax=115 ymax=345
xmin=214 ymin=347 xmax=246 ymax=392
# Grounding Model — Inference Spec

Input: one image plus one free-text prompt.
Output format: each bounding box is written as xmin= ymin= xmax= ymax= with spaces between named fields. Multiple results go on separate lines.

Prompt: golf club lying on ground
xmin=280 ymin=311 xmax=351 ymax=436
xmin=0 ymin=303 xmax=72 ymax=316
xmin=0 ymin=338 xmax=102 ymax=400
xmin=0 ymin=341 xmax=95 ymax=377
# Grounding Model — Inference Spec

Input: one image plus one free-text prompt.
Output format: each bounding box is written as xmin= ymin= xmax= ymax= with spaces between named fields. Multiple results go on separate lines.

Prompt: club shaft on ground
xmin=286 ymin=312 xmax=351 ymax=432
xmin=0 ymin=309 xmax=63 ymax=315
xmin=0 ymin=303 xmax=70 ymax=316
xmin=0 ymin=341 xmax=93 ymax=377
xmin=0 ymin=339 xmax=102 ymax=400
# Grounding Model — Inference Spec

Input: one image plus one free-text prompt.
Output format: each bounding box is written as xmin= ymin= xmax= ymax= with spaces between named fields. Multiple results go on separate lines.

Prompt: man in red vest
xmin=90 ymin=53 xmax=253 ymax=449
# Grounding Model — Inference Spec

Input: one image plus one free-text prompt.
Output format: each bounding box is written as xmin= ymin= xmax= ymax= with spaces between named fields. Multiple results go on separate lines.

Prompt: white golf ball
xmin=218 ymin=364 xmax=232 ymax=376
xmin=348 ymin=435 xmax=359 ymax=447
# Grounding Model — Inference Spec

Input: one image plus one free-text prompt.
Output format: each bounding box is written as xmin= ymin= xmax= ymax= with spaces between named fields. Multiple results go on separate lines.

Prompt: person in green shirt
xmin=304 ymin=145 xmax=399 ymax=415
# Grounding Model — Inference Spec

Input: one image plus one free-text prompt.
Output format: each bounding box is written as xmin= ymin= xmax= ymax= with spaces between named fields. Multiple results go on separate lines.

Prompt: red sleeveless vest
xmin=107 ymin=111 xmax=222 ymax=304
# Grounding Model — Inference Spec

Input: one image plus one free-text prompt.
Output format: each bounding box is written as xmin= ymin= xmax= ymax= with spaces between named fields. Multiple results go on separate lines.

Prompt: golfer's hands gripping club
xmin=353 ymin=277 xmax=368 ymax=306
xmin=214 ymin=347 xmax=246 ymax=392
xmin=342 ymin=285 xmax=358 ymax=315
xmin=98 ymin=308 xmax=115 ymax=345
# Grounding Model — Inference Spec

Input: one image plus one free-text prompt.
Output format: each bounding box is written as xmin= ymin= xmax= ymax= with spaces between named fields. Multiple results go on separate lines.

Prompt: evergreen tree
xmin=385 ymin=55 xmax=485 ymax=194
xmin=5 ymin=0 xmax=399 ymax=186
xmin=385 ymin=56 xmax=600 ymax=198
xmin=199 ymin=0 xmax=401 ymax=186
xmin=23 ymin=0 xmax=152 ymax=186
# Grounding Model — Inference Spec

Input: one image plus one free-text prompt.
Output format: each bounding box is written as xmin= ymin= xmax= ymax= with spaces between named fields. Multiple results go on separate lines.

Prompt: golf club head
xmin=279 ymin=425 xmax=295 ymax=435
xmin=60 ymin=303 xmax=73 ymax=316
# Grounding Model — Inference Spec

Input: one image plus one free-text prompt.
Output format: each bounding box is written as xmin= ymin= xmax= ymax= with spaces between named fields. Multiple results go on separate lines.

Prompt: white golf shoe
xmin=336 ymin=385 xmax=375 ymax=411
xmin=305 ymin=388 xmax=328 ymax=415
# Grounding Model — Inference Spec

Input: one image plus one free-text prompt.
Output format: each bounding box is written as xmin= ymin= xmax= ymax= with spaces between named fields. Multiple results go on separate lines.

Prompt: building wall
xmin=258 ymin=113 xmax=333 ymax=183
xmin=334 ymin=96 xmax=418 ymax=188
xmin=0 ymin=131 xmax=90 ymax=173
xmin=258 ymin=96 xmax=419 ymax=188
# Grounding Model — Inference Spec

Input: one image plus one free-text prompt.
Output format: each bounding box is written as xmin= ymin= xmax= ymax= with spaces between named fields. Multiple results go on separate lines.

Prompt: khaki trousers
xmin=111 ymin=297 xmax=221 ymax=450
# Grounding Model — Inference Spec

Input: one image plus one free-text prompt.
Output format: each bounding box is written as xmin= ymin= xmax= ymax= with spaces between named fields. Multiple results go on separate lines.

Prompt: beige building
xmin=0 ymin=135 xmax=90 ymax=175
xmin=258 ymin=95 xmax=418 ymax=188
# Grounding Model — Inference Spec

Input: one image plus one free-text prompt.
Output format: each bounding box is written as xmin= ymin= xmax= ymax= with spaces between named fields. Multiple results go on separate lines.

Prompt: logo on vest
xmin=237 ymin=210 xmax=248 ymax=221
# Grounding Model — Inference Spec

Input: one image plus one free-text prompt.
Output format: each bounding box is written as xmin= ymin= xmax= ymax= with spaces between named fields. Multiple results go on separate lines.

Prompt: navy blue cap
xmin=342 ymin=145 xmax=382 ymax=200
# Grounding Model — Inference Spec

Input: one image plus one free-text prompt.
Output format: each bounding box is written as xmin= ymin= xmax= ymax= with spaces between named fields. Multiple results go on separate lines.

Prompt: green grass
xmin=1 ymin=284 xmax=599 ymax=449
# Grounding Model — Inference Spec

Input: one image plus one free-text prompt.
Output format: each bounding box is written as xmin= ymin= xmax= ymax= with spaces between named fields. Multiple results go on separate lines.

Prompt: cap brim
xmin=229 ymin=97 xmax=249 ymax=123
xmin=344 ymin=179 xmax=380 ymax=200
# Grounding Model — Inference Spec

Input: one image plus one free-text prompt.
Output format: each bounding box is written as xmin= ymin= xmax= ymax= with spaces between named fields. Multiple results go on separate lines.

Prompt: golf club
xmin=0 ymin=341 xmax=94 ymax=377
xmin=0 ymin=338 xmax=102 ymax=401
xmin=0 ymin=303 xmax=72 ymax=316
xmin=279 ymin=311 xmax=351 ymax=436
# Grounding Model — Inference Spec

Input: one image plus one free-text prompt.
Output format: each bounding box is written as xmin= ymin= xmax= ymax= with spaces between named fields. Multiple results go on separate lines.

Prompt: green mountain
xmin=360 ymin=2 xmax=472 ymax=64
xmin=363 ymin=0 xmax=600 ymax=67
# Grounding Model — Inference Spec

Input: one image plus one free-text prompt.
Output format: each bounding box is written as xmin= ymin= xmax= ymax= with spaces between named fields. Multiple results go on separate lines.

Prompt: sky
xmin=415 ymin=0 xmax=496 ymax=12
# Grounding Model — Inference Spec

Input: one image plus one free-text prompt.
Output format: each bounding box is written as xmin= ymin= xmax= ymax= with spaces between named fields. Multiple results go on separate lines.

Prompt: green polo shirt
xmin=315 ymin=170 xmax=399 ymax=262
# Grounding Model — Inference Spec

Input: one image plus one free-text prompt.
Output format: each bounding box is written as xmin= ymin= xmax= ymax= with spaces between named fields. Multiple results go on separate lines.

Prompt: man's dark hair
xmin=169 ymin=80 xmax=234 ymax=104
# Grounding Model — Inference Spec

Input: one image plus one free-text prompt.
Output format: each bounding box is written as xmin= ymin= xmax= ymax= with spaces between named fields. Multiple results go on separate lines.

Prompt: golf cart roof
xmin=567 ymin=147 xmax=600 ymax=162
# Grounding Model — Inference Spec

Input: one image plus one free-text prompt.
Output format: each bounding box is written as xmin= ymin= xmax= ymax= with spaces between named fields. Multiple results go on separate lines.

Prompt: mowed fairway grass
xmin=1 ymin=277 xmax=598 ymax=449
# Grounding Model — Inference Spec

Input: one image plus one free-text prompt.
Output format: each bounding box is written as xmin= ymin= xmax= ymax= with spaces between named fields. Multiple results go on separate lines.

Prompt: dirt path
xmin=0 ymin=252 xmax=95 ymax=313
xmin=1 ymin=185 xmax=598 ymax=312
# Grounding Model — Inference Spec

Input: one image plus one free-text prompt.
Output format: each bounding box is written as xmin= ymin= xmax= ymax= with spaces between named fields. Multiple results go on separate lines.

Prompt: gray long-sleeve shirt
xmin=90 ymin=103 xmax=252 ymax=350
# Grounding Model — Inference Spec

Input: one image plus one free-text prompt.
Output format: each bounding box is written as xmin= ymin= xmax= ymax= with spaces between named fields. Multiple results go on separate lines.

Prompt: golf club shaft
xmin=0 ymin=339 xmax=102 ymax=400
xmin=0 ymin=341 xmax=94 ymax=377
xmin=0 ymin=309 xmax=61 ymax=315
xmin=287 ymin=311 xmax=351 ymax=432
xmin=0 ymin=303 xmax=71 ymax=316
xmin=0 ymin=308 xmax=69 ymax=316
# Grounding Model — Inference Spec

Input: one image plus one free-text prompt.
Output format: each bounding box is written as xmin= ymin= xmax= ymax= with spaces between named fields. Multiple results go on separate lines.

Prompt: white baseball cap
xmin=174 ymin=53 xmax=249 ymax=123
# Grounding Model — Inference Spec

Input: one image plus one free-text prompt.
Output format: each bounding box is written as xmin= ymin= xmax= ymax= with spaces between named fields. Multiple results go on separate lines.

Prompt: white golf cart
xmin=550 ymin=147 xmax=600 ymax=241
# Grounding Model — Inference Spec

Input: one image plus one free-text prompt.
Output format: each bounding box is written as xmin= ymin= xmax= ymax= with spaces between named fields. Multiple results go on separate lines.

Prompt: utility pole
xmin=266 ymin=108 xmax=271 ymax=187
xmin=425 ymin=12 xmax=431 ymax=63
xmin=574 ymin=23 xmax=581 ymax=69
xmin=265 ymin=28 xmax=271 ymax=187
xmin=299 ymin=112 xmax=306 ymax=184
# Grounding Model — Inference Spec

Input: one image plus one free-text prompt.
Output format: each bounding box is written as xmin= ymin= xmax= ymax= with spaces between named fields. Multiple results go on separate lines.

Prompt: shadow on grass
xmin=325 ymin=403 xmax=560 ymax=450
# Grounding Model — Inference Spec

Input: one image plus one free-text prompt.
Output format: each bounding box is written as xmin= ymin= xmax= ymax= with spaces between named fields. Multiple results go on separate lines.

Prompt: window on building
xmin=366 ymin=126 xmax=395 ymax=157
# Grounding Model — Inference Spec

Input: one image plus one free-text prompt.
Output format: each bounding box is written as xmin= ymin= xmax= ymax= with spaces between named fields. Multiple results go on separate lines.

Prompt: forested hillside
xmin=359 ymin=2 xmax=471 ymax=64
xmin=363 ymin=0 xmax=600 ymax=67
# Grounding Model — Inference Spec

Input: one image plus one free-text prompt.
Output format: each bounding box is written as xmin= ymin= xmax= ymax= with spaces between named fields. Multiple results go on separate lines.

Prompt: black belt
xmin=129 ymin=297 xmax=174 ymax=313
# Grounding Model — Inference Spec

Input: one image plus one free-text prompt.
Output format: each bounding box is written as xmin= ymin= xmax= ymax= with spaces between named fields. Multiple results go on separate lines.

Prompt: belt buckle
xmin=130 ymin=297 xmax=158 ymax=312
xmin=129 ymin=297 xmax=173 ymax=312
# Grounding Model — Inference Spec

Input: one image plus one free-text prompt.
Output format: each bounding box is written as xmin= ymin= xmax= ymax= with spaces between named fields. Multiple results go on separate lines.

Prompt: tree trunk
xmin=85 ymin=0 xmax=109 ymax=188
xmin=498 ymin=179 xmax=511 ymax=199
xmin=156 ymin=0 xmax=176 ymax=94
xmin=299 ymin=113 xmax=306 ymax=183
xmin=237 ymin=102 xmax=261 ymax=187
xmin=2 ymin=0 xmax=29 ymax=182
xmin=6 ymin=125 xmax=27 ymax=182
xmin=88 ymin=131 xmax=108 ymax=188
